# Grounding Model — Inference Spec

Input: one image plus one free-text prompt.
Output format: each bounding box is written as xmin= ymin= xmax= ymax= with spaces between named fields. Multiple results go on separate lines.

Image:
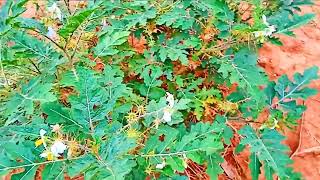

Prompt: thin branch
xmin=0 ymin=156 xmax=83 ymax=171
xmin=227 ymin=117 xmax=262 ymax=124
xmin=27 ymin=58 xmax=41 ymax=74
xmin=63 ymin=0 xmax=71 ymax=15
xmin=28 ymin=28 xmax=77 ymax=80
xmin=31 ymin=29 xmax=63 ymax=52
xmin=70 ymin=22 xmax=88 ymax=60
xmin=84 ymin=78 xmax=95 ymax=135
xmin=137 ymin=149 xmax=201 ymax=157
xmin=63 ymin=14 xmax=93 ymax=71
xmin=29 ymin=29 xmax=72 ymax=63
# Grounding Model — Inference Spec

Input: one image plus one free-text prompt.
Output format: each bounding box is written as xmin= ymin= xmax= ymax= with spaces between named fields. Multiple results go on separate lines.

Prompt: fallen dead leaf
xmin=128 ymin=34 xmax=147 ymax=54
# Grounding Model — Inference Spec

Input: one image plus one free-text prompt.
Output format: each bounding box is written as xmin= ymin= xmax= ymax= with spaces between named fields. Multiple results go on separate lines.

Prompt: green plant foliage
xmin=269 ymin=11 xmax=315 ymax=36
xmin=10 ymin=32 xmax=65 ymax=73
xmin=58 ymin=8 xmax=96 ymax=39
xmin=218 ymin=48 xmax=268 ymax=89
xmin=274 ymin=67 xmax=318 ymax=103
xmin=239 ymin=125 xmax=300 ymax=179
xmin=266 ymin=66 xmax=319 ymax=128
xmin=94 ymin=31 xmax=131 ymax=56
xmin=4 ymin=77 xmax=56 ymax=125
xmin=0 ymin=0 xmax=318 ymax=179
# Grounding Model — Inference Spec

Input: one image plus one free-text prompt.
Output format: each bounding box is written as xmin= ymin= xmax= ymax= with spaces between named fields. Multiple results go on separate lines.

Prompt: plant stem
xmin=0 ymin=156 xmax=83 ymax=171
xmin=30 ymin=29 xmax=72 ymax=63
xmin=28 ymin=58 xmax=41 ymax=74
xmin=70 ymin=22 xmax=87 ymax=60
xmin=63 ymin=0 xmax=71 ymax=15
xmin=138 ymin=149 xmax=200 ymax=157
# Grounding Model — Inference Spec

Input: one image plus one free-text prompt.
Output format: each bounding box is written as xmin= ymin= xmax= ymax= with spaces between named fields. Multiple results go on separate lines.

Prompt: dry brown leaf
xmin=218 ymin=83 xmax=238 ymax=98
xmin=128 ymin=34 xmax=147 ymax=54
xmin=200 ymin=27 xmax=218 ymax=42
xmin=93 ymin=59 xmax=105 ymax=72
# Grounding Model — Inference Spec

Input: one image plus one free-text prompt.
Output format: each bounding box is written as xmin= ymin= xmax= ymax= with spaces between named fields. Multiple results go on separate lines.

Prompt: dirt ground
xmin=259 ymin=2 xmax=320 ymax=179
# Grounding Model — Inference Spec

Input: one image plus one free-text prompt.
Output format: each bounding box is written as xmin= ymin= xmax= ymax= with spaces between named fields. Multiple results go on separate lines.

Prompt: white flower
xmin=161 ymin=92 xmax=175 ymax=123
xmin=40 ymin=151 xmax=52 ymax=158
xmin=50 ymin=140 xmax=67 ymax=157
xmin=39 ymin=140 xmax=67 ymax=160
xmin=48 ymin=3 xmax=62 ymax=21
xmin=156 ymin=161 xmax=166 ymax=169
xmin=40 ymin=129 xmax=47 ymax=137
xmin=162 ymin=108 xmax=173 ymax=122
xmin=46 ymin=26 xmax=57 ymax=39
xmin=263 ymin=25 xmax=276 ymax=37
xmin=262 ymin=15 xmax=269 ymax=26
xmin=166 ymin=92 xmax=174 ymax=108
xmin=38 ymin=129 xmax=48 ymax=149
xmin=40 ymin=151 xmax=50 ymax=158
xmin=254 ymin=15 xmax=277 ymax=38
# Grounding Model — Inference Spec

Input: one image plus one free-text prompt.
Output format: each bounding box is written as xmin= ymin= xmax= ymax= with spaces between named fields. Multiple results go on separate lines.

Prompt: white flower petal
xmin=40 ymin=129 xmax=47 ymax=137
xmin=47 ymin=26 xmax=57 ymax=39
xmin=262 ymin=15 xmax=269 ymax=26
xmin=166 ymin=92 xmax=174 ymax=108
xmin=254 ymin=25 xmax=276 ymax=38
xmin=156 ymin=162 xmax=166 ymax=169
xmin=162 ymin=109 xmax=172 ymax=123
xmin=48 ymin=3 xmax=58 ymax=11
xmin=50 ymin=140 xmax=67 ymax=157
xmin=48 ymin=3 xmax=62 ymax=21
xmin=40 ymin=152 xmax=48 ymax=158
xmin=263 ymin=25 xmax=276 ymax=37
xmin=56 ymin=9 xmax=62 ymax=21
